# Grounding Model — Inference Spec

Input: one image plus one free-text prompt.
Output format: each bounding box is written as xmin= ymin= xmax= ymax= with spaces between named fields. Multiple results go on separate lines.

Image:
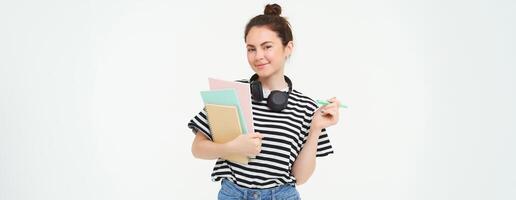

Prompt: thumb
xmin=250 ymin=132 xmax=264 ymax=139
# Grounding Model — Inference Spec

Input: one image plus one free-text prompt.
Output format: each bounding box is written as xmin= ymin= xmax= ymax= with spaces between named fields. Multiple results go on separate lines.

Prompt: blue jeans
xmin=218 ymin=179 xmax=301 ymax=200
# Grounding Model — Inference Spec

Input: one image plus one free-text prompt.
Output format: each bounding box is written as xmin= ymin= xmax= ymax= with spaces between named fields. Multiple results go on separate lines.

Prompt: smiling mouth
xmin=256 ymin=63 xmax=268 ymax=68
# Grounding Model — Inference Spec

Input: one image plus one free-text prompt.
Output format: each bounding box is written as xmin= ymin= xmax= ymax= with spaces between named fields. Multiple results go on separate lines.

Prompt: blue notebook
xmin=200 ymin=89 xmax=248 ymax=134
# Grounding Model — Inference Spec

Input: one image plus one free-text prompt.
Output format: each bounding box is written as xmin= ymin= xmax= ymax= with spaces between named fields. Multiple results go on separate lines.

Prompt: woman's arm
xmin=291 ymin=128 xmax=321 ymax=185
xmin=191 ymin=132 xmax=232 ymax=159
xmin=291 ymin=97 xmax=341 ymax=185
xmin=191 ymin=130 xmax=264 ymax=160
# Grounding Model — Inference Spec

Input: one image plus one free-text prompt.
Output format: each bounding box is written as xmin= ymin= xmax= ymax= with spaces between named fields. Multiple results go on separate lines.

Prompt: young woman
xmin=188 ymin=4 xmax=341 ymax=200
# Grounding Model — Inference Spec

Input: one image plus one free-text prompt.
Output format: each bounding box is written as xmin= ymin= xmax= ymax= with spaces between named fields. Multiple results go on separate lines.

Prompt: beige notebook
xmin=205 ymin=104 xmax=249 ymax=164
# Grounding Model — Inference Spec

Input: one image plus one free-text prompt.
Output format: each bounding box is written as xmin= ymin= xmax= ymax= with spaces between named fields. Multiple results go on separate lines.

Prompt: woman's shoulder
xmin=290 ymin=89 xmax=319 ymax=110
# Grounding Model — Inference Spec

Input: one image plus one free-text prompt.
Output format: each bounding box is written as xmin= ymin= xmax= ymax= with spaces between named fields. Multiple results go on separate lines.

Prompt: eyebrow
xmin=246 ymin=41 xmax=273 ymax=48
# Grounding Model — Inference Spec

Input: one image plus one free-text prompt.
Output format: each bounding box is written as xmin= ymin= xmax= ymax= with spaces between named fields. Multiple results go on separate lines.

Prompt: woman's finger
xmin=327 ymin=98 xmax=340 ymax=107
xmin=326 ymin=107 xmax=340 ymax=118
xmin=324 ymin=104 xmax=338 ymax=111
xmin=252 ymin=138 xmax=260 ymax=146
xmin=322 ymin=103 xmax=339 ymax=113
xmin=250 ymin=132 xmax=263 ymax=139
xmin=329 ymin=100 xmax=340 ymax=107
xmin=325 ymin=109 xmax=337 ymax=117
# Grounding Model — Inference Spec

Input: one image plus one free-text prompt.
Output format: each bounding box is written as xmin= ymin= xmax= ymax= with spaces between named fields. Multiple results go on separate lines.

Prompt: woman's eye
xmin=247 ymin=49 xmax=256 ymax=52
xmin=265 ymin=45 xmax=272 ymax=49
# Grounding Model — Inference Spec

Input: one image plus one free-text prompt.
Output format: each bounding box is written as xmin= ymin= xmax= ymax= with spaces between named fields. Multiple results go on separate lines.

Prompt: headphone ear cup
xmin=267 ymin=91 xmax=289 ymax=112
xmin=250 ymin=81 xmax=264 ymax=101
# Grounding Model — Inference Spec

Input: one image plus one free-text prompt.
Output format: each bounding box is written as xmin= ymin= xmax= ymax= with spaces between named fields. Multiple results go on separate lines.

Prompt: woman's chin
xmin=252 ymin=66 xmax=277 ymax=78
xmin=253 ymin=70 xmax=270 ymax=78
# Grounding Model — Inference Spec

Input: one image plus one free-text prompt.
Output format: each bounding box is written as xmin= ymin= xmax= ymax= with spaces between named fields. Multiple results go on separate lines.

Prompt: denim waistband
xmin=219 ymin=179 xmax=300 ymax=200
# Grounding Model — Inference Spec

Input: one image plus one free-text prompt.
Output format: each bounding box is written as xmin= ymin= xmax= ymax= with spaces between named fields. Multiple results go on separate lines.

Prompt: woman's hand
xmin=311 ymin=97 xmax=341 ymax=132
xmin=227 ymin=132 xmax=264 ymax=157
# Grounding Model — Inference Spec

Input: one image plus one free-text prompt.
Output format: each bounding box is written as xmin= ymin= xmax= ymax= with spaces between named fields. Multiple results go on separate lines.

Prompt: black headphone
xmin=250 ymin=74 xmax=292 ymax=112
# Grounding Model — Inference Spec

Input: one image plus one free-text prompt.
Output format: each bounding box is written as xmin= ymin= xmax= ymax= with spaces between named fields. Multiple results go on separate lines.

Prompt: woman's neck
xmin=259 ymin=72 xmax=288 ymax=91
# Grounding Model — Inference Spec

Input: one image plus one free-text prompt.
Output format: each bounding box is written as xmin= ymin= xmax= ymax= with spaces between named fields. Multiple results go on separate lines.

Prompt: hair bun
xmin=264 ymin=4 xmax=281 ymax=16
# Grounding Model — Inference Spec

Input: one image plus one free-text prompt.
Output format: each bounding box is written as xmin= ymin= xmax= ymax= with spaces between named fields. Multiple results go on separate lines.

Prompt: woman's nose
xmin=254 ymin=49 xmax=264 ymax=60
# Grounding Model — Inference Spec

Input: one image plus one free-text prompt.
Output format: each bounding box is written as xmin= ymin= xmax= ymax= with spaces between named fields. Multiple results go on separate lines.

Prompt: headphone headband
xmin=249 ymin=74 xmax=293 ymax=93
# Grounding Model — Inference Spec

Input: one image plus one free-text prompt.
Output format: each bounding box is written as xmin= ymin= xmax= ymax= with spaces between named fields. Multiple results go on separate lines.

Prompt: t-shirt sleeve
xmin=316 ymin=128 xmax=334 ymax=157
xmin=302 ymin=104 xmax=335 ymax=157
xmin=187 ymin=108 xmax=213 ymax=141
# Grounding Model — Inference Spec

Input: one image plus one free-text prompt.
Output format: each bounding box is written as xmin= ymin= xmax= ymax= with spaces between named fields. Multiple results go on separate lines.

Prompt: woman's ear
xmin=285 ymin=41 xmax=294 ymax=57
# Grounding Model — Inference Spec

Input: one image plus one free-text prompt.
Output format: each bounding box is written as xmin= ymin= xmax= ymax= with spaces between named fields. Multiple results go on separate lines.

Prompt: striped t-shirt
xmin=188 ymin=85 xmax=334 ymax=189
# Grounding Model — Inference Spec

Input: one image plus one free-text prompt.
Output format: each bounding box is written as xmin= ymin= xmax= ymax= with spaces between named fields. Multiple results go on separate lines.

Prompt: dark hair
xmin=244 ymin=4 xmax=293 ymax=46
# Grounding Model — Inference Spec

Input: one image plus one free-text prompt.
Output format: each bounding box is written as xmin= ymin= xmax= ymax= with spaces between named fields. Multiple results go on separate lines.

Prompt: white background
xmin=1 ymin=0 xmax=515 ymax=199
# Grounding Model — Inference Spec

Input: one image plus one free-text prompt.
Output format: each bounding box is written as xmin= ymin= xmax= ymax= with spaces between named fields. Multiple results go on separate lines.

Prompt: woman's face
xmin=245 ymin=26 xmax=292 ymax=78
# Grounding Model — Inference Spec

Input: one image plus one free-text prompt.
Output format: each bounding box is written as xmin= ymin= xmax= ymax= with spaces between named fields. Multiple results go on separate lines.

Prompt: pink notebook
xmin=208 ymin=78 xmax=254 ymax=134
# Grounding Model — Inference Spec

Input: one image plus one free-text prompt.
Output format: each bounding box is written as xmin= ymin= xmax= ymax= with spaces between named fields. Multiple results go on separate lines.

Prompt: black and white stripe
xmin=188 ymin=88 xmax=334 ymax=189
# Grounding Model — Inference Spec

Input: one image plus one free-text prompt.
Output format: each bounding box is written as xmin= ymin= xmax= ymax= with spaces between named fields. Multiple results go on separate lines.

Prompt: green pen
xmin=316 ymin=99 xmax=348 ymax=108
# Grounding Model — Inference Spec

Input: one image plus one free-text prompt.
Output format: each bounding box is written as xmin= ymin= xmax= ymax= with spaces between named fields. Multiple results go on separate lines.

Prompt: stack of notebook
xmin=200 ymin=78 xmax=254 ymax=164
